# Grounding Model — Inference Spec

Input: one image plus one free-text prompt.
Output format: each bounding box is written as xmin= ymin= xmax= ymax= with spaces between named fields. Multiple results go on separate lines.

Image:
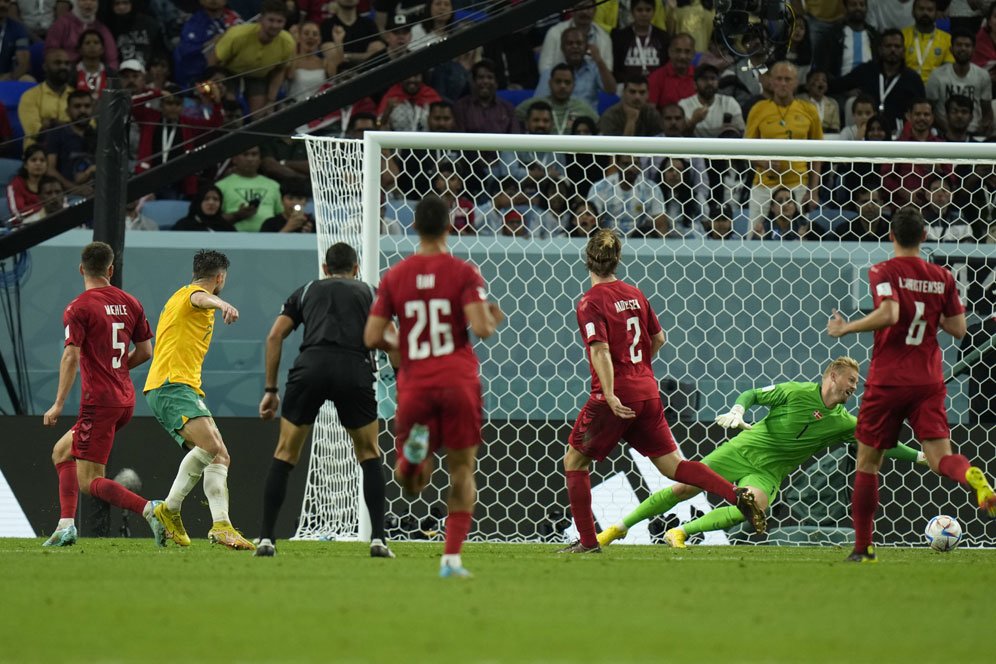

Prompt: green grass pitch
xmin=2 ymin=538 xmax=993 ymax=663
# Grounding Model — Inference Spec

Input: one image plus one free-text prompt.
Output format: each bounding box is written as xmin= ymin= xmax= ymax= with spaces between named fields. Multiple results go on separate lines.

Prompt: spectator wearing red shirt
xmin=45 ymin=0 xmax=119 ymax=68
xmin=377 ymin=71 xmax=442 ymax=131
xmin=648 ymin=32 xmax=696 ymax=111
xmin=6 ymin=144 xmax=48 ymax=225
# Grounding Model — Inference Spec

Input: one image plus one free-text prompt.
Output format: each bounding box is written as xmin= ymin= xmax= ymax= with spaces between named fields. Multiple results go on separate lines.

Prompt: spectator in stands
xmin=564 ymin=199 xmax=599 ymax=237
xmin=839 ymin=93 xmax=877 ymax=139
xmin=428 ymin=48 xmax=477 ymax=104
xmin=679 ymin=63 xmax=745 ymax=138
xmin=798 ymin=69 xmax=841 ymax=133
xmin=539 ymin=1 xmax=613 ymax=73
xmin=259 ymin=180 xmax=314 ymax=232
xmin=565 ymin=115 xmax=604 ymax=190
xmin=410 ymin=0 xmax=454 ymax=48
xmin=320 ymin=0 xmax=384 ymax=71
xmin=841 ymin=113 xmax=890 ymax=193
xmin=884 ymin=98 xmax=950 ymax=208
xmin=17 ymin=0 xmax=56 ymax=40
xmin=0 ymin=0 xmax=31 ymax=82
xmin=433 ymin=171 xmax=476 ymax=234
xmin=44 ymin=89 xmax=95 ymax=195
xmin=829 ymin=29 xmax=926 ymax=135
xmin=610 ymin=0 xmax=668 ymax=83
xmin=378 ymin=71 xmax=442 ymax=131
xmin=659 ymin=103 xmax=686 ymax=136
xmin=18 ymin=49 xmax=72 ymax=143
xmin=454 ymin=59 xmax=520 ymax=134
xmin=902 ymin=0 xmax=953 ymax=82
xmin=724 ymin=33 xmax=769 ymax=109
xmin=174 ymin=0 xmax=242 ymax=88
xmin=5 ymin=144 xmax=47 ymax=224
xmin=392 ymin=100 xmax=466 ymax=199
xmin=502 ymin=102 xmax=565 ymax=183
xmin=46 ymin=0 xmax=118 ymax=68
xmin=380 ymin=11 xmax=413 ymax=60
xmin=658 ymin=156 xmax=701 ymax=236
xmin=593 ymin=0 xmax=666 ymax=34
xmin=482 ymin=25 xmax=541 ymax=90
xmin=927 ymin=32 xmax=994 ymax=136
xmin=106 ymin=0 xmax=164 ymax=67
xmin=146 ymin=54 xmax=170 ymax=91
xmin=586 ymin=153 xmax=666 ymax=237
xmin=698 ymin=29 xmax=736 ymax=76
xmin=671 ymin=0 xmax=715 ymax=54
xmin=572 ymin=115 xmax=597 ymax=134
xmin=598 ymin=75 xmax=660 ymax=136
xmin=285 ymin=20 xmax=338 ymax=102
xmin=215 ymin=145 xmax=283 ymax=231
xmin=745 ymin=61 xmax=823 ymax=227
xmin=648 ymin=33 xmax=696 ymax=111
xmin=260 ymin=133 xmax=310 ymax=185
xmin=344 ymin=111 xmax=376 ymax=138
xmin=518 ymin=64 xmax=598 ymax=135
xmin=171 ymin=185 xmax=236 ymax=231
xmin=754 ymin=185 xmax=811 ymax=240
xmin=773 ymin=11 xmax=814 ymax=78
xmin=124 ymin=200 xmax=157 ymax=230
xmin=817 ymin=0 xmax=879 ymax=79
xmin=943 ymin=93 xmax=983 ymax=141
xmin=373 ymin=0 xmax=422 ymax=35
xmin=972 ymin=2 xmax=996 ymax=79
xmin=704 ymin=210 xmax=735 ymax=240
xmin=38 ymin=175 xmax=65 ymax=218
xmin=832 ymin=187 xmax=889 ymax=241
xmin=868 ymin=0 xmax=916 ymax=34
xmin=75 ymin=29 xmax=110 ymax=98
xmin=536 ymin=26 xmax=614 ymax=111
xmin=949 ymin=0 xmax=985 ymax=38
xmin=210 ymin=0 xmax=295 ymax=115
xmin=789 ymin=0 xmax=840 ymax=55
xmin=921 ymin=176 xmax=974 ymax=241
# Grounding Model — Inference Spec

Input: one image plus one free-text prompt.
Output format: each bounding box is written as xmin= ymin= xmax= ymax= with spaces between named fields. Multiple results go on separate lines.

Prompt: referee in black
xmin=256 ymin=242 xmax=395 ymax=558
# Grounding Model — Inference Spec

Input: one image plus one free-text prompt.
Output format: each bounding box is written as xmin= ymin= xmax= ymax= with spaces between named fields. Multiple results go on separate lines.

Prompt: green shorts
xmin=145 ymin=382 xmax=213 ymax=447
xmin=701 ymin=444 xmax=782 ymax=504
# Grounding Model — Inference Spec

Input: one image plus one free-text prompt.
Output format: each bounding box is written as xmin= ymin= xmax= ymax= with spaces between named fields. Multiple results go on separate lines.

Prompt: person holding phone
xmin=260 ymin=180 xmax=314 ymax=233
xmin=215 ymin=145 xmax=282 ymax=231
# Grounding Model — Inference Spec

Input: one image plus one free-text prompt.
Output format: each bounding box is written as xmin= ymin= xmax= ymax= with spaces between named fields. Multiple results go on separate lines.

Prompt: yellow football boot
xmin=663 ymin=528 xmax=688 ymax=549
xmin=153 ymin=502 xmax=191 ymax=546
xmin=966 ymin=467 xmax=996 ymax=518
xmin=208 ymin=522 xmax=256 ymax=550
xmin=596 ymin=525 xmax=628 ymax=547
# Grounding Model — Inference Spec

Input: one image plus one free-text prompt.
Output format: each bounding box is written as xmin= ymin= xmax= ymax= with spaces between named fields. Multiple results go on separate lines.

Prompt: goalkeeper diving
xmin=598 ymin=357 xmax=928 ymax=548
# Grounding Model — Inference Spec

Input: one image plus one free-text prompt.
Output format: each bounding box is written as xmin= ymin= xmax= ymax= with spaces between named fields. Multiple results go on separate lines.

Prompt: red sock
xmin=852 ymin=470 xmax=879 ymax=551
xmin=566 ymin=470 xmax=597 ymax=548
xmin=938 ymin=454 xmax=971 ymax=486
xmin=444 ymin=511 xmax=472 ymax=555
xmin=55 ymin=460 xmax=78 ymax=519
xmin=674 ymin=460 xmax=737 ymax=504
xmin=89 ymin=477 xmax=147 ymax=515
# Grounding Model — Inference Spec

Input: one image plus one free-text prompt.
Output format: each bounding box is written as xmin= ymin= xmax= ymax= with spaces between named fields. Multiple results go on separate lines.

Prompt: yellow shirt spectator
xmin=214 ymin=22 xmax=295 ymax=78
xmin=17 ymin=82 xmax=71 ymax=143
xmin=745 ymin=99 xmax=823 ymax=188
xmin=144 ymin=285 xmax=215 ymax=396
xmin=902 ymin=25 xmax=954 ymax=82
xmin=594 ymin=0 xmax=667 ymax=32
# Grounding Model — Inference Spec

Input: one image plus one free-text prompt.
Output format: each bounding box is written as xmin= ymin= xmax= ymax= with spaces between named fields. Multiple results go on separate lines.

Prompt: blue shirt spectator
xmin=173 ymin=0 xmax=241 ymax=87
xmin=0 ymin=0 xmax=31 ymax=81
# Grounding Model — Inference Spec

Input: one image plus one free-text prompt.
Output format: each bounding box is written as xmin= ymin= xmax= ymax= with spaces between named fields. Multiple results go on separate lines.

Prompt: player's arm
xmin=190 ymin=290 xmax=239 ymax=324
xmin=649 ymin=330 xmax=665 ymax=356
xmin=258 ymin=314 xmax=295 ymax=419
xmin=364 ymin=314 xmax=399 ymax=352
xmin=827 ymin=301 xmax=899 ymax=337
xmin=127 ymin=339 xmax=152 ymax=369
xmin=43 ymin=344 xmax=80 ymax=426
xmin=465 ymin=300 xmax=503 ymax=340
xmin=589 ymin=342 xmax=636 ymax=419
xmin=940 ymin=313 xmax=967 ymax=340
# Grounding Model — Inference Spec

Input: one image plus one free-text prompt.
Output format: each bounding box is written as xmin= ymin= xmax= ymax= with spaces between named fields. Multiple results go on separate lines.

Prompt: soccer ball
xmin=924 ymin=515 xmax=962 ymax=552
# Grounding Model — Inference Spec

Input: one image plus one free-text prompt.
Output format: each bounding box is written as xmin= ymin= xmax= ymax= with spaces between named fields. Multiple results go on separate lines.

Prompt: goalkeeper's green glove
xmin=715 ymin=404 xmax=752 ymax=430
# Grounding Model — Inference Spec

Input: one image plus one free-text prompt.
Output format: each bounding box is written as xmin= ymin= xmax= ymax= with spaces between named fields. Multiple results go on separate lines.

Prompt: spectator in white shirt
xmin=679 ymin=63 xmax=745 ymax=138
xmin=586 ymin=154 xmax=667 ymax=236
xmin=926 ymin=31 xmax=994 ymax=136
xmin=539 ymin=1 xmax=613 ymax=73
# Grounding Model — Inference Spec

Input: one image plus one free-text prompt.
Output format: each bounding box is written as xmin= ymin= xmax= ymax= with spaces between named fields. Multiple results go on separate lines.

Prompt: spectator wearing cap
xmin=454 ymin=59 xmax=521 ymax=134
xmin=45 ymin=0 xmax=119 ymax=68
xmin=106 ymin=0 xmax=165 ymax=67
xmin=516 ymin=64 xmax=598 ymax=135
xmin=0 ymin=0 xmax=32 ymax=82
xmin=373 ymin=0 xmax=423 ymax=35
xmin=18 ymin=49 xmax=72 ymax=143
xmin=535 ymin=26 xmax=614 ymax=111
xmin=378 ymin=71 xmax=442 ymax=131
xmin=539 ymin=1 xmax=613 ymax=73
xmin=319 ymin=0 xmax=383 ymax=71
xmin=647 ymin=33 xmax=696 ymax=111
xmin=209 ymin=0 xmax=295 ymax=114
xmin=598 ymin=75 xmax=661 ymax=136
xmin=174 ymin=0 xmax=242 ymax=88
xmin=678 ymin=63 xmax=744 ymax=138
xmin=380 ymin=10 xmax=412 ymax=60
xmin=260 ymin=180 xmax=314 ymax=232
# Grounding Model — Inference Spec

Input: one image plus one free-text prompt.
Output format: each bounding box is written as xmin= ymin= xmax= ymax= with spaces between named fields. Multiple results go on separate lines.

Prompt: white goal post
xmin=300 ymin=131 xmax=996 ymax=547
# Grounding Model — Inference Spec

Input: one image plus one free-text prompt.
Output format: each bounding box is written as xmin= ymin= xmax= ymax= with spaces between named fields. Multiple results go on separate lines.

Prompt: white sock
xmin=202 ymin=463 xmax=231 ymax=524
xmin=165 ymin=446 xmax=214 ymax=512
xmin=615 ymin=522 xmax=628 ymax=533
xmin=441 ymin=554 xmax=462 ymax=568
xmin=57 ymin=518 xmax=74 ymax=530
xmin=142 ymin=501 xmax=153 ymax=518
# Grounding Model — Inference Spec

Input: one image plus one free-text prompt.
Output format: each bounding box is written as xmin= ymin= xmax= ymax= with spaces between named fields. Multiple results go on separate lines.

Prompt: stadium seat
xmin=0 ymin=157 xmax=21 ymax=186
xmin=597 ymin=91 xmax=620 ymax=114
xmin=141 ymin=199 xmax=190 ymax=230
xmin=496 ymin=89 xmax=534 ymax=107
xmin=0 ymin=81 xmax=36 ymax=137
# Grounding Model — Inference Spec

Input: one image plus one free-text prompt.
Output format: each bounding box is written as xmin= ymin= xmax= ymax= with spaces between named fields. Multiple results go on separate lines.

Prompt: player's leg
xmin=849 ymin=441 xmax=885 ymax=562
xmin=561 ymin=444 xmax=601 ymax=553
xmin=44 ymin=430 xmax=78 ymax=546
xmin=392 ymin=388 xmax=436 ymax=495
xmin=597 ymin=483 xmax=700 ymax=546
xmin=440 ymin=445 xmax=478 ymax=577
xmin=678 ymin=475 xmax=779 ymax=547
xmin=256 ymin=417 xmax=310 ymax=557
xmin=347 ymin=421 xmax=393 ymax=558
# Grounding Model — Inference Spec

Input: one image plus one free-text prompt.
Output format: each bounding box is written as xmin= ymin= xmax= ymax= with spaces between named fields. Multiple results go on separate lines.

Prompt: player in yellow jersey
xmin=144 ymin=250 xmax=254 ymax=550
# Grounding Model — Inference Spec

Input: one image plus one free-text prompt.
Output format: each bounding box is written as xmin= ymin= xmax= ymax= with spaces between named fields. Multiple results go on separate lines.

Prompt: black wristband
xmin=264 ymin=387 xmax=279 ymax=393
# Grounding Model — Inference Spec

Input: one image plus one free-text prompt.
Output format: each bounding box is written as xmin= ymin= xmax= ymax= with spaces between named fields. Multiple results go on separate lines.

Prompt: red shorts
xmin=71 ymin=404 xmax=133 ymax=465
xmin=856 ymin=382 xmax=950 ymax=450
xmin=394 ymin=382 xmax=482 ymax=457
xmin=568 ymin=396 xmax=677 ymax=462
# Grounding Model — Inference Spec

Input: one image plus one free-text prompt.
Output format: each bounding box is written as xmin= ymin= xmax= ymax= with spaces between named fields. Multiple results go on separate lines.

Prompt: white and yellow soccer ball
xmin=924 ymin=515 xmax=963 ymax=552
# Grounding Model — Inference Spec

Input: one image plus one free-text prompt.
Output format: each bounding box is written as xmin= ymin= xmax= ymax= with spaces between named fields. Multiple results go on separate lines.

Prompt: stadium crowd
xmin=0 ymin=0 xmax=994 ymax=241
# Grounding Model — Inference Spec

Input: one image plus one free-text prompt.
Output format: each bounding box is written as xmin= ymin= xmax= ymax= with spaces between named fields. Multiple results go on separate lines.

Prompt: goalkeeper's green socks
xmin=622 ymin=487 xmax=681 ymax=529
xmin=681 ymin=506 xmax=745 ymax=536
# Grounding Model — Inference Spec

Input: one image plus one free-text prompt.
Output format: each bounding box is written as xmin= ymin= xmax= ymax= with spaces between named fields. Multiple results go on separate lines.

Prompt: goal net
xmin=303 ymin=131 xmax=996 ymax=548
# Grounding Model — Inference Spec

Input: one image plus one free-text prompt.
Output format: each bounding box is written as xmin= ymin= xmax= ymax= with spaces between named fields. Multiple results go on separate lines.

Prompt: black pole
xmin=91 ymin=80 xmax=130 ymax=287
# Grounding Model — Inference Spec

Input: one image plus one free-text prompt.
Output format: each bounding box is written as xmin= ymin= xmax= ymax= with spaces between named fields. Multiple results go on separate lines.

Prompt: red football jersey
xmin=63 ymin=286 xmax=153 ymax=407
xmin=371 ymin=253 xmax=487 ymax=389
xmin=576 ymin=280 xmax=663 ymax=402
xmin=866 ymin=256 xmax=964 ymax=387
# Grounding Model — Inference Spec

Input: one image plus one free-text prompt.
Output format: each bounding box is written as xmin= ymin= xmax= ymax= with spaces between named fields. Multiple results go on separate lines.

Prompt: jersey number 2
xmin=111 ymin=322 xmax=126 ymax=368
xmin=405 ymin=299 xmax=454 ymax=359
xmin=627 ymin=317 xmax=642 ymax=364
xmin=904 ymin=301 xmax=926 ymax=346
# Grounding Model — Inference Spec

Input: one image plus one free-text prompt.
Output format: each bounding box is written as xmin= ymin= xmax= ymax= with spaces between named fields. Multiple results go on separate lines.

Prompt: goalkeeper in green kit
xmin=597 ymin=357 xmax=926 ymax=548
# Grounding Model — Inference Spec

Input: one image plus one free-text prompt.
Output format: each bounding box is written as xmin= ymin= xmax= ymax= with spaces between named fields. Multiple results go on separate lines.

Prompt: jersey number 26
xmin=405 ymin=299 xmax=455 ymax=359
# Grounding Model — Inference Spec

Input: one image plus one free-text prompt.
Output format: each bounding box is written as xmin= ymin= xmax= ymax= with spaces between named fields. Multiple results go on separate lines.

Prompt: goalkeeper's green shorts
xmin=700 ymin=444 xmax=781 ymax=504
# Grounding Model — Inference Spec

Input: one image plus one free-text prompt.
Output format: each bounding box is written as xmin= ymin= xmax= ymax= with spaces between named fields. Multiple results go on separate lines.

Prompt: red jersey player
xmin=561 ymin=230 xmax=766 ymax=553
xmin=41 ymin=242 xmax=168 ymax=547
xmin=364 ymin=194 xmax=503 ymax=578
xmin=828 ymin=208 xmax=996 ymax=563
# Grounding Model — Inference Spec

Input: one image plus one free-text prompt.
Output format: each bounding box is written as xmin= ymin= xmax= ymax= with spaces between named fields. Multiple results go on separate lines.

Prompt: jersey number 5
xmin=405 ymin=299 xmax=455 ymax=359
xmin=626 ymin=316 xmax=642 ymax=364
xmin=111 ymin=322 xmax=126 ymax=368
xmin=905 ymin=301 xmax=926 ymax=346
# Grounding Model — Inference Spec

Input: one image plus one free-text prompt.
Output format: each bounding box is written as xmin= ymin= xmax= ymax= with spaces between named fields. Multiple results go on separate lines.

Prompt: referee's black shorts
xmin=281 ymin=352 xmax=376 ymax=429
